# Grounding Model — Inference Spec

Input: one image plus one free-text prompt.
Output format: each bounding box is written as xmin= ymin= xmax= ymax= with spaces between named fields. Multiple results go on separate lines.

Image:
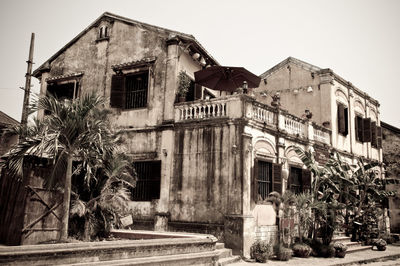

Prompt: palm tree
xmin=70 ymin=153 xmax=137 ymax=240
xmin=2 ymin=93 xmax=116 ymax=241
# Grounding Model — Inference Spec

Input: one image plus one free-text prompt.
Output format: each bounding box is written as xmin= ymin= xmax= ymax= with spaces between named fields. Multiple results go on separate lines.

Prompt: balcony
xmin=174 ymin=95 xmax=331 ymax=145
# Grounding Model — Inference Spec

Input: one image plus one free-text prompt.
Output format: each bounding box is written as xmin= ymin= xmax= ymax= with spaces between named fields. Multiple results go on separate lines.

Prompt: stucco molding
xmin=335 ymin=87 xmax=348 ymax=103
xmin=253 ymin=137 xmax=277 ymax=158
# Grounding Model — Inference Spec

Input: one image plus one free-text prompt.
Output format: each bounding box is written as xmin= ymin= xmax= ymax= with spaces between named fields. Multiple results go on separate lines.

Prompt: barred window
xmin=131 ymin=161 xmax=161 ymax=201
xmin=110 ymin=71 xmax=148 ymax=109
xmin=257 ymin=161 xmax=272 ymax=200
xmin=253 ymin=160 xmax=282 ymax=203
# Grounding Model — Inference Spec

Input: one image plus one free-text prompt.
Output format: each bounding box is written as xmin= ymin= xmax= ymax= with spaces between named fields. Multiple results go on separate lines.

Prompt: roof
xmin=381 ymin=121 xmax=400 ymax=135
xmin=33 ymin=12 xmax=219 ymax=77
xmin=260 ymin=56 xmax=379 ymax=106
xmin=0 ymin=111 xmax=19 ymax=127
xmin=260 ymin=57 xmax=321 ymax=78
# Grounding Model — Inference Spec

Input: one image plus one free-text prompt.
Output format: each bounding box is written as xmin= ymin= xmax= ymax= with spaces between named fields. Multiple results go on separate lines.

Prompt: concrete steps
xmin=0 ymin=237 xmax=239 ymax=266
xmin=332 ymin=234 xmax=372 ymax=254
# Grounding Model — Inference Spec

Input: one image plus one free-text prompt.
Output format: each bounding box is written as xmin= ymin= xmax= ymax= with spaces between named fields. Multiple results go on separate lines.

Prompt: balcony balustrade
xmin=174 ymin=95 xmax=331 ymax=145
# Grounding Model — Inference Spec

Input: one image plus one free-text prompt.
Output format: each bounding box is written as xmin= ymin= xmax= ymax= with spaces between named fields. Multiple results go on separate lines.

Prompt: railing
xmin=282 ymin=114 xmax=306 ymax=137
xmin=251 ymin=102 xmax=276 ymax=126
xmin=174 ymin=95 xmax=331 ymax=145
xmin=175 ymin=99 xmax=227 ymax=121
xmin=313 ymin=126 xmax=331 ymax=144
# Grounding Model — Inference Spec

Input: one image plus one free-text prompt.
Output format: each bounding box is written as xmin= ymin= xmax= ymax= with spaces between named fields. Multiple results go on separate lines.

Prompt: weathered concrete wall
xmin=255 ymin=62 xmax=330 ymax=126
xmin=170 ymin=122 xmax=243 ymax=224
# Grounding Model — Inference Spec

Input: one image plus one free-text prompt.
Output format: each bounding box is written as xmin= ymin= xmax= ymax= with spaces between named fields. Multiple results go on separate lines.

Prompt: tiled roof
xmin=46 ymin=72 xmax=84 ymax=82
xmin=0 ymin=111 xmax=19 ymax=127
xmin=111 ymin=57 xmax=157 ymax=71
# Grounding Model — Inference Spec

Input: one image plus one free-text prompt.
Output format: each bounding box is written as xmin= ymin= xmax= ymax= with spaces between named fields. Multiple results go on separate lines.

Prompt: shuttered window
xmin=131 ymin=161 xmax=161 ymax=201
xmin=337 ymin=103 xmax=348 ymax=136
xmin=110 ymin=71 xmax=148 ymax=109
xmin=288 ymin=167 xmax=311 ymax=194
xmin=371 ymin=121 xmax=377 ymax=148
xmin=363 ymin=118 xmax=372 ymax=143
xmin=355 ymin=115 xmax=364 ymax=142
xmin=253 ymin=160 xmax=282 ymax=202
xmin=377 ymin=126 xmax=383 ymax=149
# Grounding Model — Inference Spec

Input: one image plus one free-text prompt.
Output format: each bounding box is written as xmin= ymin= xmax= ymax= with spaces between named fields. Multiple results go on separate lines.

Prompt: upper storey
xmin=255 ymin=57 xmax=382 ymax=161
xmin=33 ymin=12 xmax=221 ymax=128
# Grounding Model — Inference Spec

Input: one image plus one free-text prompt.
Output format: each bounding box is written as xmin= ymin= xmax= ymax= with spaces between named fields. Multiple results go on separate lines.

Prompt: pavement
xmin=230 ymin=245 xmax=400 ymax=266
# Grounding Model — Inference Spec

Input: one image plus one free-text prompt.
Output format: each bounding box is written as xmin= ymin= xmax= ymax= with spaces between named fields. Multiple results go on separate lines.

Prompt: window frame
xmin=287 ymin=165 xmax=311 ymax=194
xmin=110 ymin=69 xmax=150 ymax=110
xmin=337 ymin=102 xmax=349 ymax=136
xmin=253 ymin=158 xmax=282 ymax=204
xmin=131 ymin=160 xmax=161 ymax=201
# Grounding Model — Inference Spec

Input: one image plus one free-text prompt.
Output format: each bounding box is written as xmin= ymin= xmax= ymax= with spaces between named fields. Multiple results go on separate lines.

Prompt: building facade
xmin=381 ymin=121 xmax=400 ymax=233
xmin=33 ymin=14 xmax=384 ymax=256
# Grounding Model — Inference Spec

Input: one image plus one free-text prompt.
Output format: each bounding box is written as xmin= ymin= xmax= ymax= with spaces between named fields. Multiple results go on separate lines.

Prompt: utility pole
xmin=21 ymin=33 xmax=35 ymax=126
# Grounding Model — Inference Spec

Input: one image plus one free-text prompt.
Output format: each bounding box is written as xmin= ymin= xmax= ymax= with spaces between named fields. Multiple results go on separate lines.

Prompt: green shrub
xmin=274 ymin=244 xmax=292 ymax=261
xmin=250 ymin=240 xmax=273 ymax=262
xmin=317 ymin=244 xmax=336 ymax=258
xmin=292 ymin=243 xmax=312 ymax=258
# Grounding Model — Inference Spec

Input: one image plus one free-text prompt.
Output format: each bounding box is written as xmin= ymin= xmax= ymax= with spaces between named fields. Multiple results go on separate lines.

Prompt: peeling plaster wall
xmin=170 ymin=122 xmax=243 ymax=224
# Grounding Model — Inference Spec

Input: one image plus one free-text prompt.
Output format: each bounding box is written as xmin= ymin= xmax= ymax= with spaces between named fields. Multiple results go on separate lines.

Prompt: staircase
xmin=0 ymin=238 xmax=241 ymax=266
xmin=332 ymin=233 xmax=372 ymax=254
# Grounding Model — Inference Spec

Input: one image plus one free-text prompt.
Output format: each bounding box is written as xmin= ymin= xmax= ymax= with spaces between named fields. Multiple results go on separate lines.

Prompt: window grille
xmin=131 ymin=161 xmax=161 ymax=201
xmin=257 ymin=161 xmax=272 ymax=200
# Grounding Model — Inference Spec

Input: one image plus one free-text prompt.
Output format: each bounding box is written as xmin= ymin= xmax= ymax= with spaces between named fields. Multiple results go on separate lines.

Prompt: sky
xmin=0 ymin=0 xmax=399 ymax=128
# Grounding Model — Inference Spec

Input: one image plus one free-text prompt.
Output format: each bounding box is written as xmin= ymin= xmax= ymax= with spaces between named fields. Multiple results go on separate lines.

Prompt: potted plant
xmin=250 ymin=240 xmax=273 ymax=262
xmin=373 ymin=239 xmax=387 ymax=251
xmin=177 ymin=70 xmax=191 ymax=102
xmin=292 ymin=243 xmax=312 ymax=258
xmin=333 ymin=242 xmax=348 ymax=258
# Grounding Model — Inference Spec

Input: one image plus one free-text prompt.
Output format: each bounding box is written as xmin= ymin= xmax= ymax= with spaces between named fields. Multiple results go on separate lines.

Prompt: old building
xmin=381 ymin=121 xmax=400 ymax=233
xmin=32 ymin=13 xmax=384 ymax=256
xmin=0 ymin=111 xmax=19 ymax=156
xmin=255 ymin=57 xmax=383 ymax=166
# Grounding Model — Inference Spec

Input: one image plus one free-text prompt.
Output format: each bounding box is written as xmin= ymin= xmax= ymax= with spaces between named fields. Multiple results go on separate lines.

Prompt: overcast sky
xmin=0 ymin=0 xmax=399 ymax=128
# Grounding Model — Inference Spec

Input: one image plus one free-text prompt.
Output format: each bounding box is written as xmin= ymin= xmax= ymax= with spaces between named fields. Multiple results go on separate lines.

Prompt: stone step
xmin=216 ymin=242 xmax=225 ymax=249
xmin=217 ymin=255 xmax=241 ymax=266
xmin=346 ymin=245 xmax=372 ymax=253
xmin=342 ymin=241 xmax=362 ymax=248
xmin=61 ymin=250 xmax=223 ymax=266
xmin=332 ymin=236 xmax=351 ymax=242
xmin=215 ymin=248 xmax=232 ymax=259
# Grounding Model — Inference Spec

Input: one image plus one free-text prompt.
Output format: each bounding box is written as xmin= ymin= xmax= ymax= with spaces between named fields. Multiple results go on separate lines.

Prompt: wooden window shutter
xmin=363 ymin=118 xmax=372 ymax=142
xmin=272 ymin=163 xmax=282 ymax=195
xmin=371 ymin=121 xmax=377 ymax=147
xmin=377 ymin=126 xmax=383 ymax=149
xmin=338 ymin=104 xmax=346 ymax=135
xmin=355 ymin=116 xmax=364 ymax=142
xmin=110 ymin=75 xmax=125 ymax=108
xmin=302 ymin=169 xmax=312 ymax=192
xmin=194 ymin=84 xmax=202 ymax=100
xmin=253 ymin=159 xmax=259 ymax=202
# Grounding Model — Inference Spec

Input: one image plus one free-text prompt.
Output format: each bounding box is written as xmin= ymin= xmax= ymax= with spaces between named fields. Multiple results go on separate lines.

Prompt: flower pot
xmin=377 ymin=245 xmax=386 ymax=251
xmin=336 ymin=251 xmax=346 ymax=258
xmin=178 ymin=96 xmax=186 ymax=102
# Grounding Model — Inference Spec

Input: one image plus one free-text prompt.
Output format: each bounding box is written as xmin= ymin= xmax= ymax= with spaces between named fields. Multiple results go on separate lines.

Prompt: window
xmin=253 ymin=160 xmax=282 ymax=202
xmin=337 ymin=103 xmax=348 ymax=136
xmin=184 ymin=79 xmax=203 ymax=102
xmin=288 ymin=166 xmax=311 ymax=194
xmin=99 ymin=25 xmax=109 ymax=39
xmin=371 ymin=121 xmax=377 ymax=148
xmin=355 ymin=115 xmax=364 ymax=142
xmin=47 ymin=81 xmax=79 ymax=100
xmin=131 ymin=161 xmax=161 ymax=201
xmin=110 ymin=71 xmax=149 ymax=109
xmin=354 ymin=116 xmax=382 ymax=148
